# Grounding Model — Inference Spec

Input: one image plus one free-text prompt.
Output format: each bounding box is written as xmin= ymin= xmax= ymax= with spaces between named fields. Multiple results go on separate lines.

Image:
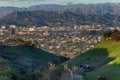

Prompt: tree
xmin=19 ymin=69 xmax=42 ymax=80
xmin=104 ymin=30 xmax=120 ymax=41
xmin=72 ymin=65 xmax=78 ymax=73
xmin=111 ymin=30 xmax=120 ymax=41
xmin=63 ymin=64 xmax=68 ymax=72
xmin=48 ymin=62 xmax=56 ymax=70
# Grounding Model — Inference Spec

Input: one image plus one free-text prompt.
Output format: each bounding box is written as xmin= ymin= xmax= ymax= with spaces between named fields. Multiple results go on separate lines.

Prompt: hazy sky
xmin=0 ymin=0 xmax=119 ymax=7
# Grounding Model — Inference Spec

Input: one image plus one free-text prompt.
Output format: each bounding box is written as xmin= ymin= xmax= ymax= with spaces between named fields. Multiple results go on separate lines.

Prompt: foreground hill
xmin=0 ymin=10 xmax=119 ymax=27
xmin=0 ymin=45 xmax=68 ymax=80
xmin=0 ymin=45 xmax=67 ymax=69
xmin=67 ymin=40 xmax=120 ymax=80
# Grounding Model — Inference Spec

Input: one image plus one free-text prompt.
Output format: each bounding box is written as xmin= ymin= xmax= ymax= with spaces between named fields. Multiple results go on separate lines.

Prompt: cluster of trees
xmin=1 ymin=37 xmax=37 ymax=47
xmin=104 ymin=30 xmax=120 ymax=41
xmin=0 ymin=68 xmax=43 ymax=80
xmin=47 ymin=62 xmax=79 ymax=80
xmin=3 ymin=38 xmax=25 ymax=45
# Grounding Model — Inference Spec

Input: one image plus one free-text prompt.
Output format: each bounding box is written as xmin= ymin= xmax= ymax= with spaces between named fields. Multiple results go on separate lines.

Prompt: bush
xmin=18 ymin=69 xmax=42 ymax=80
xmin=0 ymin=69 xmax=15 ymax=80
xmin=104 ymin=30 xmax=120 ymax=41
xmin=0 ymin=76 xmax=11 ymax=80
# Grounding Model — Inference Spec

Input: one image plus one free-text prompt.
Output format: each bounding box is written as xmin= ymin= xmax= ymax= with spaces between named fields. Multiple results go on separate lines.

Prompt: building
xmin=10 ymin=25 xmax=16 ymax=36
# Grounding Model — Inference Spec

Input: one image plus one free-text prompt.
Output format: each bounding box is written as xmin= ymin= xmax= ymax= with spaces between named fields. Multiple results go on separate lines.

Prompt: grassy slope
xmin=0 ymin=45 xmax=65 ymax=70
xmin=67 ymin=40 xmax=120 ymax=80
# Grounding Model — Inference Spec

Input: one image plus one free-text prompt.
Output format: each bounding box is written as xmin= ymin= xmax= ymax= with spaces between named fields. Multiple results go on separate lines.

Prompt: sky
xmin=0 ymin=0 xmax=119 ymax=7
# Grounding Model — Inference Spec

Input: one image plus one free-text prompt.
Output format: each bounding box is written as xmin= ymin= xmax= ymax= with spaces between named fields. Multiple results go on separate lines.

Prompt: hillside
xmin=0 ymin=45 xmax=68 ymax=80
xmin=0 ymin=3 xmax=120 ymax=18
xmin=0 ymin=10 xmax=85 ymax=26
xmin=67 ymin=40 xmax=120 ymax=80
xmin=0 ymin=10 xmax=119 ymax=27
xmin=0 ymin=45 xmax=67 ymax=69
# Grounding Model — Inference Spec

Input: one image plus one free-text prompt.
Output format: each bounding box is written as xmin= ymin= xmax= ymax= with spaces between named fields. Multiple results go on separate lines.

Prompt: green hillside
xmin=0 ymin=45 xmax=67 ymax=80
xmin=67 ymin=40 xmax=120 ymax=80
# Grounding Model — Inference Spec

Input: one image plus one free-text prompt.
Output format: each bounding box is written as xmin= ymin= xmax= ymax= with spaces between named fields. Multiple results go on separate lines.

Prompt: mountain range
xmin=0 ymin=10 xmax=120 ymax=27
xmin=0 ymin=3 xmax=120 ymax=27
xmin=0 ymin=3 xmax=120 ymax=18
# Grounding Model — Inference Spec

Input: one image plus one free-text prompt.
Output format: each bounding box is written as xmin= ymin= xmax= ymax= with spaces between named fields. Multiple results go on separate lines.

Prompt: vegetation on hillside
xmin=0 ymin=45 xmax=68 ymax=80
xmin=1 ymin=30 xmax=120 ymax=80
xmin=104 ymin=29 xmax=120 ymax=41
xmin=67 ymin=39 xmax=120 ymax=80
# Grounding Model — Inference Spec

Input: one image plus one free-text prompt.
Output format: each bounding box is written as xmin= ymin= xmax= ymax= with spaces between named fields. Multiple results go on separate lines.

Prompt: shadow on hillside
xmin=69 ymin=48 xmax=115 ymax=68
xmin=87 ymin=63 xmax=120 ymax=80
xmin=74 ymin=48 xmax=117 ymax=80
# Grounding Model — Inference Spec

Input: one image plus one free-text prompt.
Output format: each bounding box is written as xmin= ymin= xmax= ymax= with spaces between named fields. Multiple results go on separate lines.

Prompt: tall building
xmin=0 ymin=25 xmax=6 ymax=35
xmin=10 ymin=25 xmax=16 ymax=36
xmin=1 ymin=25 xmax=6 ymax=29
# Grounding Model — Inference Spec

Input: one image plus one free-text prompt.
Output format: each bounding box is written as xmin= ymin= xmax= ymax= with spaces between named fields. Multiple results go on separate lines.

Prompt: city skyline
xmin=0 ymin=0 xmax=119 ymax=7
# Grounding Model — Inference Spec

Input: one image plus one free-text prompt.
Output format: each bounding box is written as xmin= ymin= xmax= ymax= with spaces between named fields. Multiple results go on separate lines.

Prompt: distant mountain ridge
xmin=0 ymin=3 xmax=120 ymax=18
xmin=0 ymin=10 xmax=119 ymax=27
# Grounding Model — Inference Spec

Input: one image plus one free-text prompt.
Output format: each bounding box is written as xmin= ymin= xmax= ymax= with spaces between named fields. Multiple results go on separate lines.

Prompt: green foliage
xmin=104 ymin=30 xmax=120 ymax=41
xmin=0 ymin=76 xmax=11 ymax=80
xmin=17 ymin=69 xmax=42 ymax=80
xmin=0 ymin=69 xmax=43 ymax=80
xmin=0 ymin=45 xmax=67 ymax=68
xmin=104 ymin=30 xmax=113 ymax=38
xmin=0 ymin=69 xmax=15 ymax=80
xmin=56 ymin=64 xmax=64 ymax=74
xmin=0 ymin=45 xmax=68 ymax=80
xmin=111 ymin=30 xmax=120 ymax=41
xmin=68 ymin=40 xmax=120 ymax=80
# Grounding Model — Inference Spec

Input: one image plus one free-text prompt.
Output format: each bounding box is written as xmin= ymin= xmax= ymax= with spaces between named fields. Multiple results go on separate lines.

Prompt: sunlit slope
xmin=68 ymin=40 xmax=120 ymax=80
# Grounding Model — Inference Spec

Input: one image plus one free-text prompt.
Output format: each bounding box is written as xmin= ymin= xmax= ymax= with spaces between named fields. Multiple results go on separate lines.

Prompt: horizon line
xmin=0 ymin=2 xmax=119 ymax=8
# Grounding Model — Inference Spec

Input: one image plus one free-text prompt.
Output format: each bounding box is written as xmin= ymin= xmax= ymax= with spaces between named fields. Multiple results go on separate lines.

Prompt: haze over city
xmin=0 ymin=0 xmax=119 ymax=7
